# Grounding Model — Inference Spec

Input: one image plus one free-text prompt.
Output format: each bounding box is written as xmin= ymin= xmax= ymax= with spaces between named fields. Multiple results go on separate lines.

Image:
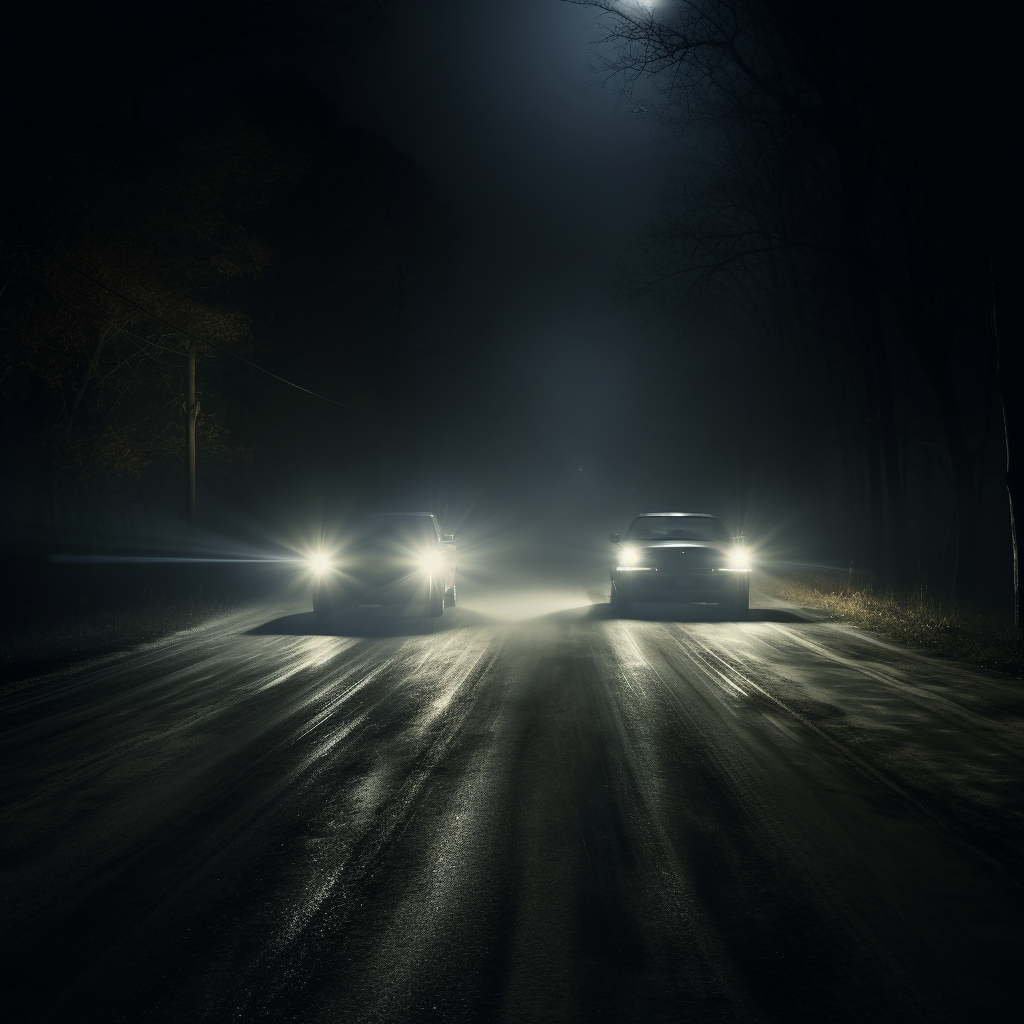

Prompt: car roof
xmin=636 ymin=512 xmax=714 ymax=518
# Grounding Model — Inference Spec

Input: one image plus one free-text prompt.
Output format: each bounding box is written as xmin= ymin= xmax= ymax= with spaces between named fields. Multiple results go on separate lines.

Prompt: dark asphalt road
xmin=1 ymin=572 xmax=1021 ymax=1023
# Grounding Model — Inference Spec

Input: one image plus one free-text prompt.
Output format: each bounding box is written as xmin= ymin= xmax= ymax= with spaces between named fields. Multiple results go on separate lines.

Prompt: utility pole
xmin=186 ymin=340 xmax=199 ymax=524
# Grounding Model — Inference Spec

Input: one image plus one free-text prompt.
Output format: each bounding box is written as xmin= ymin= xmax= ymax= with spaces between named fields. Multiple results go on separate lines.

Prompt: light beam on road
xmin=458 ymin=588 xmax=593 ymax=622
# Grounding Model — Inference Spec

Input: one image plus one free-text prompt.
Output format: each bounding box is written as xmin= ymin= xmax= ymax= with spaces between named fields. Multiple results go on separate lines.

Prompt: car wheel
xmin=426 ymin=580 xmax=444 ymax=618
xmin=730 ymin=580 xmax=749 ymax=619
xmin=444 ymin=583 xmax=457 ymax=608
xmin=610 ymin=582 xmax=630 ymax=617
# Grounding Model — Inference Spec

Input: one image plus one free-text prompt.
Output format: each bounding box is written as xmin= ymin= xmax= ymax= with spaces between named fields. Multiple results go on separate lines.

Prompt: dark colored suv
xmin=310 ymin=513 xmax=457 ymax=619
xmin=609 ymin=512 xmax=750 ymax=616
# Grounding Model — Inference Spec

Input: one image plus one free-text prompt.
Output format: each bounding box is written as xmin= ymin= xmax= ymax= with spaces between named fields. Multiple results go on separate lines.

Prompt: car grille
xmin=646 ymin=547 xmax=721 ymax=571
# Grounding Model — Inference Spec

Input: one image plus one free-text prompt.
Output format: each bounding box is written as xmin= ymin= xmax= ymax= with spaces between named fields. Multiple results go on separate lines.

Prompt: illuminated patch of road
xmin=458 ymin=588 xmax=594 ymax=622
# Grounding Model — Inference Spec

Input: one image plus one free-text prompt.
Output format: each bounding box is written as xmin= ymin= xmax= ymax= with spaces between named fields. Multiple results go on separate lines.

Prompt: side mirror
xmin=442 ymin=534 xmax=454 ymax=543
xmin=609 ymin=533 xmax=620 ymax=544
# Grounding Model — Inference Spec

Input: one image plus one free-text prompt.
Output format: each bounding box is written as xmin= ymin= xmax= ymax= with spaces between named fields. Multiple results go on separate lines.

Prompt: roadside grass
xmin=759 ymin=569 xmax=1022 ymax=678
xmin=0 ymin=592 xmax=252 ymax=686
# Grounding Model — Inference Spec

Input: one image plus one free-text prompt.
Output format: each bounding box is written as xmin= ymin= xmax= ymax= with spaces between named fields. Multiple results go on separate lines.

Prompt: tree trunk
xmin=850 ymin=226 xmax=910 ymax=584
xmin=994 ymin=266 xmax=1020 ymax=630
xmin=1003 ymin=395 xmax=1020 ymax=630
xmin=869 ymin=325 xmax=910 ymax=585
xmin=840 ymin=165 xmax=910 ymax=584
xmin=862 ymin=359 xmax=885 ymax=577
xmin=123 ymin=75 xmax=147 ymax=168
xmin=916 ymin=340 xmax=978 ymax=602
xmin=186 ymin=342 xmax=198 ymax=524
xmin=68 ymin=323 xmax=115 ymax=429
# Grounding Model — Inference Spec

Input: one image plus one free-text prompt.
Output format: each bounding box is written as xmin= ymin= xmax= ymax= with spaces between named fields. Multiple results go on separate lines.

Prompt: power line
xmin=62 ymin=260 xmax=370 ymax=412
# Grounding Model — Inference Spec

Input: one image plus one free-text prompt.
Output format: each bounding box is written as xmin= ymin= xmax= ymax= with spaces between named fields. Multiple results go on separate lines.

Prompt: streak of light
xmin=256 ymin=637 xmax=359 ymax=688
xmin=50 ymin=555 xmax=302 ymax=563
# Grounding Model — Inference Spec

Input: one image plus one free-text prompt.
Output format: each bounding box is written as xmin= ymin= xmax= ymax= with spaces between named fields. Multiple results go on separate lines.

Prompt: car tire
xmin=426 ymin=580 xmax=444 ymax=618
xmin=444 ymin=583 xmax=457 ymax=608
xmin=730 ymin=579 xmax=749 ymax=619
xmin=610 ymin=582 xmax=630 ymax=617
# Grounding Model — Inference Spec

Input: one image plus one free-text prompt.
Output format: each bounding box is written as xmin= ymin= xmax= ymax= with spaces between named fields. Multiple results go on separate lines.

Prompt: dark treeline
xmin=3 ymin=1 xmax=1018 ymax=629
xmin=580 ymin=0 xmax=1018 ymax=621
xmin=1 ymin=1 xmax=458 ymax=549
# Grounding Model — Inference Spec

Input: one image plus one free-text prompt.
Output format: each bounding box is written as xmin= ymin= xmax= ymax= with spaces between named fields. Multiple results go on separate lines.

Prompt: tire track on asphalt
xmin=748 ymin=623 xmax=1022 ymax=750
xmin=184 ymin=626 xmax=508 ymax=1023
xmin=582 ymin=625 xmax=761 ymax=1024
xmin=672 ymin=623 xmax=1024 ymax=877
xmin=0 ymin=634 xmax=373 ymax=898
xmin=666 ymin=628 xmax=969 ymax=827
xmin=0 ymin=636 xmax=361 ymax=796
xmin=602 ymin=620 xmax=964 ymax=1024
xmin=21 ymin=642 xmax=407 ymax=1023
xmin=19 ymin=625 xmax=500 ymax=1023
xmin=290 ymin=626 xmax=527 ymax=1024
xmin=6 ymin=602 xmax=1022 ymax=1024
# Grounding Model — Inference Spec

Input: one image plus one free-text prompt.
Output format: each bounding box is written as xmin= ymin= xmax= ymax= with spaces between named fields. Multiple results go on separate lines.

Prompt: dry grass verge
xmin=759 ymin=569 xmax=1022 ymax=678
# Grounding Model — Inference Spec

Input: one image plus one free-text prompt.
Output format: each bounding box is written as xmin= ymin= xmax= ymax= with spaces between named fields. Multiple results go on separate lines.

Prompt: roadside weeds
xmin=759 ymin=570 xmax=1022 ymax=678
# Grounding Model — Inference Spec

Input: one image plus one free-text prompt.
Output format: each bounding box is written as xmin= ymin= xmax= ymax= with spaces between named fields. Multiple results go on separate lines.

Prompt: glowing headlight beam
xmin=618 ymin=543 xmax=641 ymax=567
xmin=417 ymin=552 xmax=445 ymax=575
xmin=306 ymin=553 xmax=332 ymax=576
xmin=51 ymin=555 xmax=298 ymax=564
xmin=726 ymin=547 xmax=752 ymax=571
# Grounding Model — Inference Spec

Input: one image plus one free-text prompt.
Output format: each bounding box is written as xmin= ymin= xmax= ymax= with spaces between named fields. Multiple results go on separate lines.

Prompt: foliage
xmin=2 ymin=112 xmax=288 ymax=479
xmin=2 ymin=55 xmax=459 ymax=539
xmin=576 ymin=0 xmax=1013 ymax=613
xmin=760 ymin=570 xmax=1022 ymax=678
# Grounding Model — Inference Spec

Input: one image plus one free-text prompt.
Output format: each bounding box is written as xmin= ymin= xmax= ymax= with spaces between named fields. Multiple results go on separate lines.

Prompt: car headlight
xmin=306 ymin=553 xmax=332 ymax=576
xmin=727 ymin=546 xmax=751 ymax=571
xmin=618 ymin=543 xmax=641 ymax=567
xmin=418 ymin=552 xmax=444 ymax=575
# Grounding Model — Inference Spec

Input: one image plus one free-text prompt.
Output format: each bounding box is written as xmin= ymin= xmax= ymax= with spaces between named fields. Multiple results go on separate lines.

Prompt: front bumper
xmin=612 ymin=567 xmax=749 ymax=603
xmin=320 ymin=570 xmax=438 ymax=607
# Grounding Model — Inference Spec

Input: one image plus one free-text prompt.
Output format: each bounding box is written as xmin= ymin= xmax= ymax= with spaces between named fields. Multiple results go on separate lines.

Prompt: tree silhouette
xmin=574 ymin=0 xmax=1014 ymax=616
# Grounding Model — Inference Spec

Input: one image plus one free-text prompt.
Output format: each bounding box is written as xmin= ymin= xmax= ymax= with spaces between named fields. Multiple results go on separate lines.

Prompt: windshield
xmin=351 ymin=515 xmax=438 ymax=549
xmin=627 ymin=516 xmax=730 ymax=543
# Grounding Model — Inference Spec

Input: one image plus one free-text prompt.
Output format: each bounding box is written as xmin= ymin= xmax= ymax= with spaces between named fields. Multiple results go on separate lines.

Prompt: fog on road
xmin=2 ymin=565 xmax=1021 ymax=1023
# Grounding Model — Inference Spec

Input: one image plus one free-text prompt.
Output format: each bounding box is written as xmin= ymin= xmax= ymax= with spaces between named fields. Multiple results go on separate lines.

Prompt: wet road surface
xmin=2 ymin=574 xmax=1021 ymax=1023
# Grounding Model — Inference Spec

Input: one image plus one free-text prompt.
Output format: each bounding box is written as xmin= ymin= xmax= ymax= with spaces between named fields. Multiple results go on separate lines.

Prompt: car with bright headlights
xmin=609 ymin=512 xmax=750 ymax=616
xmin=309 ymin=512 xmax=457 ymax=619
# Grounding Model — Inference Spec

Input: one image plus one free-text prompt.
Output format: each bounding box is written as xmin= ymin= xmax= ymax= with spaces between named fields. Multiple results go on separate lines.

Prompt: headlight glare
xmin=418 ymin=552 xmax=444 ymax=575
xmin=307 ymin=553 xmax=332 ymax=576
xmin=618 ymin=543 xmax=641 ymax=567
xmin=727 ymin=546 xmax=751 ymax=571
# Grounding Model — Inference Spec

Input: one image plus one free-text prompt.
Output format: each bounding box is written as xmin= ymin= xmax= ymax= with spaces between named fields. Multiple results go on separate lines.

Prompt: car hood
xmin=630 ymin=541 xmax=730 ymax=553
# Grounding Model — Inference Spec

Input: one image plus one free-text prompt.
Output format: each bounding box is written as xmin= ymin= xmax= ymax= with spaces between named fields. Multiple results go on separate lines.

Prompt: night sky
xmin=340 ymin=2 xmax=667 ymax=298
xmin=331 ymin=0 xmax=682 ymax=515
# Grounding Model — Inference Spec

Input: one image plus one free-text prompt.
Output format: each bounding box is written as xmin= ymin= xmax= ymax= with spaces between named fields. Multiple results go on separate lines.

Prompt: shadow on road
xmin=246 ymin=607 xmax=498 ymax=638
xmin=748 ymin=607 xmax=811 ymax=622
xmin=248 ymin=602 xmax=811 ymax=637
xmin=588 ymin=603 xmax=811 ymax=624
